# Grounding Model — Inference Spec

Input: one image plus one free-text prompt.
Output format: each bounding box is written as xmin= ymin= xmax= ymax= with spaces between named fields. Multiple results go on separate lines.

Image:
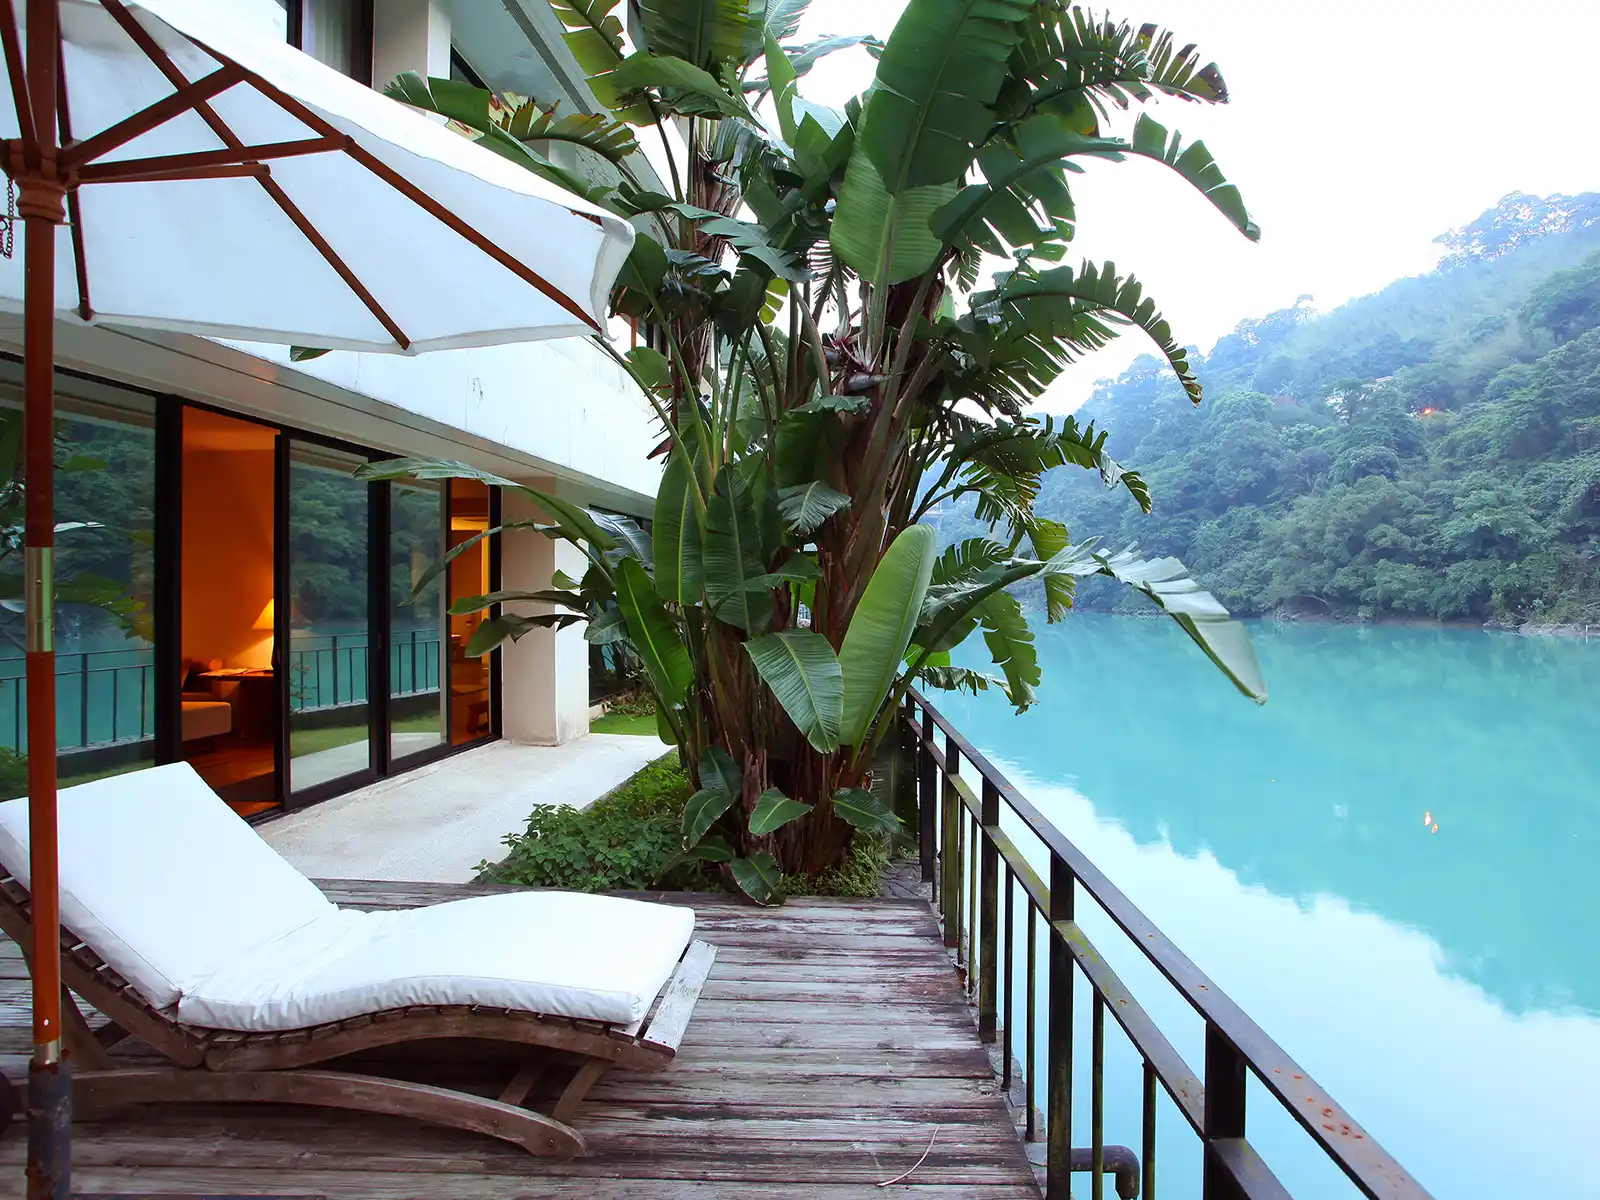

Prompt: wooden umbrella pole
xmin=19 ymin=1 xmax=68 ymax=1197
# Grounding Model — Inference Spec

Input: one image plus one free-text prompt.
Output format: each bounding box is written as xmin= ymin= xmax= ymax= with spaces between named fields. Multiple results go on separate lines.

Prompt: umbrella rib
xmin=57 ymin=63 xmax=246 ymax=172
xmin=75 ymin=136 xmax=352 ymax=184
xmin=0 ymin=0 xmax=34 ymax=162
xmin=237 ymin=72 xmax=604 ymax=336
xmin=97 ymin=0 xmax=411 ymax=351
xmin=55 ymin=34 xmax=89 ymax=320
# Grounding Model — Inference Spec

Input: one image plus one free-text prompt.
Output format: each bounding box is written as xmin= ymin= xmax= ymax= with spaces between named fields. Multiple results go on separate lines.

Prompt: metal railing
xmin=0 ymin=650 xmax=154 ymax=753
xmin=288 ymin=629 xmax=440 ymax=711
xmin=0 ymin=630 xmax=446 ymax=751
xmin=900 ymin=688 xmax=1432 ymax=1200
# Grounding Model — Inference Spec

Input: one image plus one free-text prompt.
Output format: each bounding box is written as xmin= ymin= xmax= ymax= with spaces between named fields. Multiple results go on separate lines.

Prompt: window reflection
xmin=390 ymin=479 xmax=446 ymax=762
xmin=288 ymin=442 xmax=371 ymax=793
xmin=0 ymin=364 xmax=156 ymax=799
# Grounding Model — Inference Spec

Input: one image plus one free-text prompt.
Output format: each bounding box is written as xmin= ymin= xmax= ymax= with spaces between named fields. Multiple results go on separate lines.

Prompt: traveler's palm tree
xmin=371 ymin=0 xmax=1266 ymax=897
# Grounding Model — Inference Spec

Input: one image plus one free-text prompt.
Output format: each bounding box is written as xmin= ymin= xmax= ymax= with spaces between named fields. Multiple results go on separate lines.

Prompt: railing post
xmin=1203 ymin=1023 xmax=1249 ymax=1200
xmin=977 ymin=777 xmax=1000 ymax=1043
xmin=330 ymin=635 xmax=339 ymax=706
xmin=940 ymin=734 xmax=960 ymax=949
xmin=79 ymin=653 xmax=90 ymax=748
xmin=1047 ymin=852 xmax=1075 ymax=1200
xmin=917 ymin=704 xmax=935 ymax=885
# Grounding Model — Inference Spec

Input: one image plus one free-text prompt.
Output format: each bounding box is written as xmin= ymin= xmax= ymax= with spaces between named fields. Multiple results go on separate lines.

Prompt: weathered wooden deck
xmin=0 ymin=879 xmax=1040 ymax=1198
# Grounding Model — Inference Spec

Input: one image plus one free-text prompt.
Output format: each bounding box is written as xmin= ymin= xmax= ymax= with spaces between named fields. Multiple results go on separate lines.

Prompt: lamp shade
xmin=252 ymin=598 xmax=275 ymax=631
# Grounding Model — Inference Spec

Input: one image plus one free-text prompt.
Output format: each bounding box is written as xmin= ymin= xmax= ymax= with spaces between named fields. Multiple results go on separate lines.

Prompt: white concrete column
xmin=371 ymin=0 xmax=452 ymax=88
xmin=499 ymin=485 xmax=592 ymax=745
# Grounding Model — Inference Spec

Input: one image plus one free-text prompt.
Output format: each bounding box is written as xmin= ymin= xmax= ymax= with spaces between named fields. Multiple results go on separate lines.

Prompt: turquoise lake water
xmin=943 ymin=615 xmax=1599 ymax=1199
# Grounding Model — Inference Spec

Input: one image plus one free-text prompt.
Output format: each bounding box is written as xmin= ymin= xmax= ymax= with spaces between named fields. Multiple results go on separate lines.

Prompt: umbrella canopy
xmin=0 ymin=2 xmax=635 ymax=1195
xmin=0 ymin=0 xmax=635 ymax=349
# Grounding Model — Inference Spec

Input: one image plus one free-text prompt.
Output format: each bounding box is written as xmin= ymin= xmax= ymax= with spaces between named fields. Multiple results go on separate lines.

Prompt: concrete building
xmin=0 ymin=0 xmax=657 ymax=818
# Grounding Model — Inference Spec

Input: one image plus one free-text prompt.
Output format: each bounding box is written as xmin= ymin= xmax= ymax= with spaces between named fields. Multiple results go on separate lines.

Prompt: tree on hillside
xmin=1435 ymin=191 xmax=1600 ymax=268
xmin=1033 ymin=203 xmax=1600 ymax=625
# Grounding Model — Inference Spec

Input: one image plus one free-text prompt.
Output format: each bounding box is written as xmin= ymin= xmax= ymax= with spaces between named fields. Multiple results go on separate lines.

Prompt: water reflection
xmin=944 ymin=616 xmax=1600 ymax=1198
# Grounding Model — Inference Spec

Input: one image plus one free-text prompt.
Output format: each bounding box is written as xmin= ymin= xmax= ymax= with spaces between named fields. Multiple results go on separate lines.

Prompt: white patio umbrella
xmin=0 ymin=2 xmax=634 ymax=1194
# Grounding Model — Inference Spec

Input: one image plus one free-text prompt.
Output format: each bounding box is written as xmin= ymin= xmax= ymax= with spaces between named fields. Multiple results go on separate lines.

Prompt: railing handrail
xmin=904 ymin=686 xmax=1430 ymax=1200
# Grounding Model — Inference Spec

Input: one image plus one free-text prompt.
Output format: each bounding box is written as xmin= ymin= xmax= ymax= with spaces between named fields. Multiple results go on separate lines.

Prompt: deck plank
xmin=0 ymin=879 xmax=1038 ymax=1197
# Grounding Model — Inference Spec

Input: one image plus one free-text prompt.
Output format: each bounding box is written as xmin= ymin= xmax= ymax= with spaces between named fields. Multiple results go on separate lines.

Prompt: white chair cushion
xmin=0 ymin=762 xmax=334 ymax=1009
xmin=179 ymin=890 xmax=697 ymax=1031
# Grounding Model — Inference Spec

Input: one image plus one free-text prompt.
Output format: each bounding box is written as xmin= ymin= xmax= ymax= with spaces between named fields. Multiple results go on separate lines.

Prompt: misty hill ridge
xmin=978 ymin=191 xmax=1600 ymax=624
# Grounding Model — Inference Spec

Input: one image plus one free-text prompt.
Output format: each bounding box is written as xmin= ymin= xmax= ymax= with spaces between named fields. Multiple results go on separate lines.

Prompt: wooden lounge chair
xmin=0 ymin=765 xmax=716 ymax=1157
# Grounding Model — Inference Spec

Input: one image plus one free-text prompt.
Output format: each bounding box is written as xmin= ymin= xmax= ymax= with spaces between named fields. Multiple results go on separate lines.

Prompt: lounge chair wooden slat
xmin=639 ymin=940 xmax=717 ymax=1055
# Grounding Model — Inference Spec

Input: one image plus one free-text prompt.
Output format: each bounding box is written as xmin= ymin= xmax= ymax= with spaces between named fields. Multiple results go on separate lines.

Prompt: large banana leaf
xmin=859 ymin=0 xmax=1034 ymax=192
xmin=638 ymin=0 xmax=759 ymax=71
xmin=976 ymin=260 xmax=1201 ymax=403
xmin=383 ymin=74 xmax=622 ymax=207
xmin=764 ymin=35 xmax=800 ymax=145
xmin=590 ymin=511 xmax=652 ymax=565
xmin=1007 ymin=12 xmax=1226 ymax=122
xmin=776 ymin=480 xmax=851 ymax=535
xmin=838 ymin=524 xmax=938 ymax=747
xmin=463 ymin=612 xmax=583 ymax=657
xmin=1072 ymin=547 xmax=1268 ymax=703
xmin=700 ymin=744 xmax=743 ymax=798
xmin=830 ymin=150 xmax=954 ymax=285
xmin=615 ymin=557 xmax=694 ymax=707
xmin=355 ymin=458 xmax=618 ymax=553
xmin=1022 ymin=517 xmax=1073 ymax=622
xmin=1129 ymin=115 xmax=1259 ymax=241
xmin=749 ymin=788 xmax=812 ymax=835
xmin=929 ymin=117 xmax=1120 ymax=252
xmin=448 ymin=589 xmax=584 ymax=617
xmin=744 ymin=629 xmax=843 ymax=752
xmin=757 ymin=0 xmax=810 ymax=43
xmin=704 ymin=467 xmax=770 ymax=632
xmin=653 ymin=451 xmax=705 ymax=606
xmin=548 ymin=0 xmax=629 ymax=76
xmin=833 ymin=786 xmax=901 ymax=835
xmin=610 ymin=53 xmax=759 ymax=122
xmin=744 ymin=34 xmax=884 ymax=97
xmin=683 ymin=786 xmax=737 ymax=848
xmin=975 ymin=590 xmax=1038 ymax=710
xmin=729 ymin=852 xmax=783 ymax=905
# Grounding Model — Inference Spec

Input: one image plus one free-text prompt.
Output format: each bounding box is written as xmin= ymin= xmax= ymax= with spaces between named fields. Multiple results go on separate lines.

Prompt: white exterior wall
xmin=499 ymin=487 xmax=593 ymax=746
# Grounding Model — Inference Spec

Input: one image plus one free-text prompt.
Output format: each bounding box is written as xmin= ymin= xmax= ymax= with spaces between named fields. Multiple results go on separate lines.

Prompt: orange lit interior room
xmin=448 ymin=479 xmax=492 ymax=744
xmin=179 ymin=407 xmax=279 ymax=813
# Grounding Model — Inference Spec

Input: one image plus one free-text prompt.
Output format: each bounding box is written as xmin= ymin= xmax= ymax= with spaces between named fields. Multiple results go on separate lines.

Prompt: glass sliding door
xmin=389 ymin=478 xmax=447 ymax=763
xmin=286 ymin=441 xmax=373 ymax=796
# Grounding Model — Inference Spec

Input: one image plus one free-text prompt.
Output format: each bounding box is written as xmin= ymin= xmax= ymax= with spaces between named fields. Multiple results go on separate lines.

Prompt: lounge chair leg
xmin=60 ymin=986 xmax=114 ymax=1072
xmin=0 ymin=1071 xmax=17 ymax=1137
xmin=550 ymin=1058 xmax=609 ymax=1126
xmin=73 ymin=1068 xmax=590 ymax=1157
xmin=498 ymin=1059 xmax=545 ymax=1106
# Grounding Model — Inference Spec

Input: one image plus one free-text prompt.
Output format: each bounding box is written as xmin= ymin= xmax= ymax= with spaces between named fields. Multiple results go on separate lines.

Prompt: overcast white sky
xmin=791 ymin=0 xmax=1600 ymax=410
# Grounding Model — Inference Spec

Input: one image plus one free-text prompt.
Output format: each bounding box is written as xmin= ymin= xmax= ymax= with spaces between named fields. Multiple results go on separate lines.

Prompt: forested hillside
xmin=955 ymin=192 xmax=1600 ymax=624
